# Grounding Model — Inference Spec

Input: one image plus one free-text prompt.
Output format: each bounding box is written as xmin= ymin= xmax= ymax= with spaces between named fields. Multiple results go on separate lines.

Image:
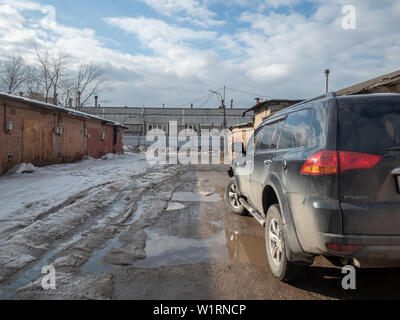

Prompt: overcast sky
xmin=0 ymin=0 xmax=399 ymax=108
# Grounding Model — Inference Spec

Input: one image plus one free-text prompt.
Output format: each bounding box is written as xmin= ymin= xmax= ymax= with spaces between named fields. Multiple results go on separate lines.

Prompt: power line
xmin=176 ymin=93 xmax=211 ymax=108
xmin=226 ymin=87 xmax=274 ymax=100
xmin=176 ymin=87 xmax=224 ymax=108
xmin=198 ymin=94 xmax=214 ymax=108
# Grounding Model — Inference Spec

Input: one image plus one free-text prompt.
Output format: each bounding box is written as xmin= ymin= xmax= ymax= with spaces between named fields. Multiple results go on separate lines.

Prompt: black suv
xmin=226 ymin=93 xmax=400 ymax=282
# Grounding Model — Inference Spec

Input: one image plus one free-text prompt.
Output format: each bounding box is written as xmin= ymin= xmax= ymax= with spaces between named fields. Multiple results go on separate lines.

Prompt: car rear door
xmin=250 ymin=119 xmax=284 ymax=213
xmin=235 ymin=129 xmax=263 ymax=197
xmin=338 ymin=97 xmax=400 ymax=235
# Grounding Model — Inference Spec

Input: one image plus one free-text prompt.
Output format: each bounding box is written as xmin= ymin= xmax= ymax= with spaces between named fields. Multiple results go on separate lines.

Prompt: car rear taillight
xmin=300 ymin=150 xmax=338 ymax=175
xmin=326 ymin=243 xmax=362 ymax=253
xmin=338 ymin=151 xmax=382 ymax=173
xmin=301 ymin=150 xmax=382 ymax=175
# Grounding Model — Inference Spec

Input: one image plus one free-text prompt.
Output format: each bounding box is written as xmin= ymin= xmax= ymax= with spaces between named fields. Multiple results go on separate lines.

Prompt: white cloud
xmin=138 ymin=0 xmax=224 ymax=27
xmin=0 ymin=0 xmax=399 ymax=108
xmin=259 ymin=0 xmax=303 ymax=9
xmin=104 ymin=17 xmax=218 ymax=78
xmin=247 ymin=64 xmax=289 ymax=81
xmin=105 ymin=16 xmax=216 ymax=47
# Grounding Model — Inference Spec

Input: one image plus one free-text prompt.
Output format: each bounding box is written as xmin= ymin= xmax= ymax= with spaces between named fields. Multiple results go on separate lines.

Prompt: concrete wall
xmin=124 ymin=135 xmax=225 ymax=149
xmin=81 ymin=107 xmax=253 ymax=139
xmin=0 ymin=97 xmax=124 ymax=175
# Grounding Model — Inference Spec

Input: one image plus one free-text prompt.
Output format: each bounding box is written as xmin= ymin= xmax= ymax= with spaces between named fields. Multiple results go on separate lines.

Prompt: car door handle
xmin=264 ymin=160 xmax=272 ymax=166
xmin=282 ymin=160 xmax=288 ymax=170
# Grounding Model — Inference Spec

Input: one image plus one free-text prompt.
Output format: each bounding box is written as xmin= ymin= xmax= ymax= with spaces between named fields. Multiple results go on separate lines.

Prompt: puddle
xmin=1 ymin=189 xmax=145 ymax=296
xmin=81 ymin=236 xmax=122 ymax=275
xmin=0 ymin=233 xmax=83 ymax=299
xmin=166 ymin=202 xmax=186 ymax=211
xmin=171 ymin=192 xmax=221 ymax=203
xmin=135 ymin=228 xmax=268 ymax=269
xmin=225 ymin=230 xmax=268 ymax=268
xmin=135 ymin=229 xmax=229 ymax=267
xmin=81 ymin=198 xmax=146 ymax=274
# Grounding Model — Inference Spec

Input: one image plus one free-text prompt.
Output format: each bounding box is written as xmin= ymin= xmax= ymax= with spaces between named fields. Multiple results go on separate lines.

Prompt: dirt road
xmin=2 ymin=161 xmax=400 ymax=300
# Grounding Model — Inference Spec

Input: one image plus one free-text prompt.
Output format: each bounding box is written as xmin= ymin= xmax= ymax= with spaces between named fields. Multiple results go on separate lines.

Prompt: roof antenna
xmin=325 ymin=69 xmax=330 ymax=94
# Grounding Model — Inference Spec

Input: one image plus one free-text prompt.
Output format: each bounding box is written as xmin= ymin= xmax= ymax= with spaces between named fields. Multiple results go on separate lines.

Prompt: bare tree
xmin=23 ymin=64 xmax=43 ymax=98
xmin=74 ymin=61 xmax=104 ymax=110
xmin=48 ymin=48 xmax=69 ymax=104
xmin=58 ymin=76 xmax=75 ymax=108
xmin=33 ymin=47 xmax=70 ymax=104
xmin=34 ymin=47 xmax=52 ymax=102
xmin=0 ymin=56 xmax=26 ymax=94
xmin=9 ymin=46 xmax=106 ymax=108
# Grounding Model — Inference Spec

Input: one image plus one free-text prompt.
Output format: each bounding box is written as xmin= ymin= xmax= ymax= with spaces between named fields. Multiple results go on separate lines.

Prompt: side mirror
xmin=232 ymin=142 xmax=246 ymax=155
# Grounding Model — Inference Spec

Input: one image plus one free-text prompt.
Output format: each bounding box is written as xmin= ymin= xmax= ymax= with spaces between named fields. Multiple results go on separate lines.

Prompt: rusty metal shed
xmin=0 ymin=93 xmax=126 ymax=176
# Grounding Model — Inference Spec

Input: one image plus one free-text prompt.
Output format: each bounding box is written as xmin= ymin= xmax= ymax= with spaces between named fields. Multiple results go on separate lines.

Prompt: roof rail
xmin=288 ymin=91 xmax=337 ymax=109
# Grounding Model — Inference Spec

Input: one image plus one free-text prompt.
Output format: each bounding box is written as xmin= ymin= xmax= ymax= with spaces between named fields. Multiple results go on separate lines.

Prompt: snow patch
xmin=166 ymin=202 xmax=186 ymax=211
xmin=5 ymin=163 xmax=36 ymax=175
xmin=101 ymin=153 xmax=119 ymax=160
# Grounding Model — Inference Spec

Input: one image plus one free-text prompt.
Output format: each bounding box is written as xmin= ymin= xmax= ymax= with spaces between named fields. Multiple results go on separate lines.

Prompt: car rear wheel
xmin=225 ymin=177 xmax=245 ymax=215
xmin=265 ymin=204 xmax=301 ymax=282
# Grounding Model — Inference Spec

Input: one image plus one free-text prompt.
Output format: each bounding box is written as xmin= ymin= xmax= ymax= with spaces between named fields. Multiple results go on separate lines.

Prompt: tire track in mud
xmin=0 ymin=169 xmax=156 ymax=240
xmin=0 ymin=165 xmax=179 ymax=299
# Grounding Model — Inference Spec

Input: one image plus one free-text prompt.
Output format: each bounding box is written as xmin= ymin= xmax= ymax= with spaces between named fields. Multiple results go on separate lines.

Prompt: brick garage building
xmin=0 ymin=93 xmax=125 ymax=176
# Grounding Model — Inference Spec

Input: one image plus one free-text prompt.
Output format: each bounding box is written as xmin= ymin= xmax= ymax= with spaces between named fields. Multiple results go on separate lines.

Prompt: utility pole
xmin=223 ymin=86 xmax=226 ymax=102
xmin=210 ymin=88 xmax=228 ymax=156
xmin=209 ymin=89 xmax=227 ymax=129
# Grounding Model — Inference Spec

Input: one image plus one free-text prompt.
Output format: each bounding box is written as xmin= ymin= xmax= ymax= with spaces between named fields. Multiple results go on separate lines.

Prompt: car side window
xmin=246 ymin=129 xmax=263 ymax=154
xmin=278 ymin=109 xmax=314 ymax=149
xmin=258 ymin=121 xmax=283 ymax=151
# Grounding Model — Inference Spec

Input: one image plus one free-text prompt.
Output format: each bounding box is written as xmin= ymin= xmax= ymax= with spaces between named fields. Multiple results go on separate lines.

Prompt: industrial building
xmin=0 ymin=93 xmax=125 ymax=176
xmin=81 ymin=106 xmax=253 ymax=146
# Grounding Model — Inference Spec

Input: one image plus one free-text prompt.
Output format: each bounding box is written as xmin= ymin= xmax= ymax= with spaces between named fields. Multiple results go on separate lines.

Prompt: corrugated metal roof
xmin=81 ymin=106 xmax=250 ymax=117
xmin=0 ymin=92 xmax=127 ymax=128
xmin=242 ymin=99 xmax=304 ymax=117
xmin=336 ymin=69 xmax=400 ymax=96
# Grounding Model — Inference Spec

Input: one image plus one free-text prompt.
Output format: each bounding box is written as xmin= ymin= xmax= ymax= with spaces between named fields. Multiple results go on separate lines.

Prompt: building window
xmin=148 ymin=124 xmax=167 ymax=133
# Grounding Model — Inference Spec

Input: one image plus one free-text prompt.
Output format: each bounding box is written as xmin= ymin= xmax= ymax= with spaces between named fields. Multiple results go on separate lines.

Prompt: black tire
xmin=265 ymin=204 xmax=302 ymax=282
xmin=225 ymin=177 xmax=245 ymax=215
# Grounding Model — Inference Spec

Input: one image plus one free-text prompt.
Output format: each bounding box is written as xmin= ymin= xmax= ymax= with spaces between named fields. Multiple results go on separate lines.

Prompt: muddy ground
xmin=2 ymin=163 xmax=400 ymax=300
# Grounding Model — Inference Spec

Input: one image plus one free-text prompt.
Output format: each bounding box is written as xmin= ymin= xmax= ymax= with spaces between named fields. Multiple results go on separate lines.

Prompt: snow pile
xmin=82 ymin=156 xmax=96 ymax=161
xmin=5 ymin=163 xmax=36 ymax=175
xmin=123 ymin=145 xmax=147 ymax=153
xmin=101 ymin=153 xmax=119 ymax=160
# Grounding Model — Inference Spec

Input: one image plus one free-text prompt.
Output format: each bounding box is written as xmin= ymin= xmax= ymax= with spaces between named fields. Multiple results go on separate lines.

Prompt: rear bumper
xmin=305 ymin=231 xmax=400 ymax=268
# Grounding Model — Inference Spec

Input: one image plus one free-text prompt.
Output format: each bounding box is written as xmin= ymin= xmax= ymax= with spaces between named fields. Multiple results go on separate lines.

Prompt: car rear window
xmin=338 ymin=100 xmax=400 ymax=155
xmin=278 ymin=109 xmax=320 ymax=149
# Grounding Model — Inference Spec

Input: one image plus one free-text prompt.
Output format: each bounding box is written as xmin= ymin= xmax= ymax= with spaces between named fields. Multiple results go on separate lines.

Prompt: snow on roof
xmin=0 ymin=92 xmax=127 ymax=128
